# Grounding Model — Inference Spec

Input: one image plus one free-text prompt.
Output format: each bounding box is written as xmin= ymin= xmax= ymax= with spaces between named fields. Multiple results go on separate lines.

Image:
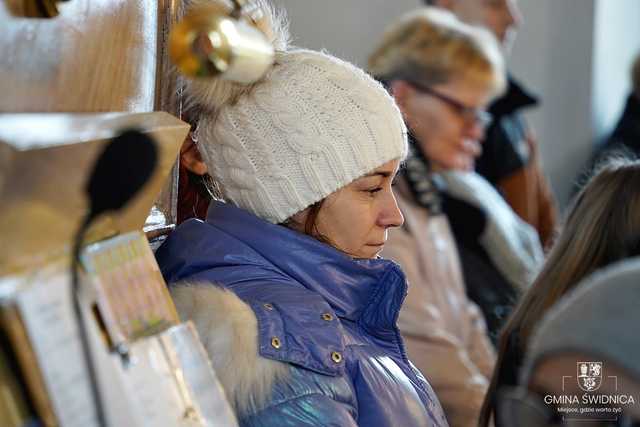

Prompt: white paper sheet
xmin=16 ymin=264 xmax=99 ymax=427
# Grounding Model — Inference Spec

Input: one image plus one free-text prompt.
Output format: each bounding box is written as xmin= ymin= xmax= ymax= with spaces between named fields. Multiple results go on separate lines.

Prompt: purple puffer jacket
xmin=156 ymin=200 xmax=449 ymax=427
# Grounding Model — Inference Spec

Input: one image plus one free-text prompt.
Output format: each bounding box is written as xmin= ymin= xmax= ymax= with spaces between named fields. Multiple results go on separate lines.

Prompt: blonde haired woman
xmin=157 ymin=1 xmax=448 ymax=426
xmin=369 ymin=7 xmax=542 ymax=427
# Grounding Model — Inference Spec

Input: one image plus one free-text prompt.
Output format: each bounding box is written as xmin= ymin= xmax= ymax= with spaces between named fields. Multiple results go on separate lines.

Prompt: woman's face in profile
xmin=402 ymin=79 xmax=494 ymax=172
xmin=298 ymin=159 xmax=404 ymax=259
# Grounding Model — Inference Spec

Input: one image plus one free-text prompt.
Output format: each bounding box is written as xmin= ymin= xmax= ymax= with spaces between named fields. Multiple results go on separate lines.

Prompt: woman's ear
xmin=390 ymin=80 xmax=419 ymax=127
xmin=180 ymin=134 xmax=208 ymax=176
xmin=389 ymin=80 xmax=412 ymax=114
xmin=286 ymin=207 xmax=311 ymax=233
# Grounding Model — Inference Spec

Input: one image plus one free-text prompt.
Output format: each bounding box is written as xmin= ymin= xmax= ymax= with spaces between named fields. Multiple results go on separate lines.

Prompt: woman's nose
xmin=465 ymin=120 xmax=486 ymax=142
xmin=379 ymin=191 xmax=404 ymax=229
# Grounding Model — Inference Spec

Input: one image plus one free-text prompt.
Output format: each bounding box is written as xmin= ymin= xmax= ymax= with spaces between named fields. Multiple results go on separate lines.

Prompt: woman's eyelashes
xmin=358 ymin=173 xmax=398 ymax=197
xmin=366 ymin=179 xmax=396 ymax=196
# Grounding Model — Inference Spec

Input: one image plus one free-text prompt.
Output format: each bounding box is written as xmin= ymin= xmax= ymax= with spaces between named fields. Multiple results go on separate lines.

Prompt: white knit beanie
xmin=183 ymin=3 xmax=407 ymax=223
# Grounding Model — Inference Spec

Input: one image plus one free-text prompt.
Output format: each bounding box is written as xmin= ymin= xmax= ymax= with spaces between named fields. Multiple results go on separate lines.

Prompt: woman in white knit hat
xmin=156 ymin=1 xmax=448 ymax=426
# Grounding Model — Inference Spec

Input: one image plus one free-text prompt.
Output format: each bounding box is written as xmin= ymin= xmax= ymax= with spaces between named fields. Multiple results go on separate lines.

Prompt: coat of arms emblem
xmin=577 ymin=362 xmax=602 ymax=391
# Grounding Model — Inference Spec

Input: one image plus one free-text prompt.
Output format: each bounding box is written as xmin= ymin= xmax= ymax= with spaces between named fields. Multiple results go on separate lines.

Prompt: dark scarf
xmin=401 ymin=133 xmax=446 ymax=216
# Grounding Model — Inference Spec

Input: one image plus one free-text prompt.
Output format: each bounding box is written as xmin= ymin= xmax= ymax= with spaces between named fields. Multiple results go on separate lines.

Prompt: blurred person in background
xmin=579 ymin=51 xmax=640 ymax=186
xmin=370 ymin=7 xmax=543 ymax=351
xmin=368 ymin=7 xmax=541 ymax=426
xmin=499 ymin=258 xmax=640 ymax=426
xmin=423 ymin=0 xmax=557 ymax=249
xmin=480 ymin=159 xmax=640 ymax=427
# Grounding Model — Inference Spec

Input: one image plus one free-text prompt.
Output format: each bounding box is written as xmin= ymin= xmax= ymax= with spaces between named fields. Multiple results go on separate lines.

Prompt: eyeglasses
xmin=408 ymin=81 xmax=493 ymax=128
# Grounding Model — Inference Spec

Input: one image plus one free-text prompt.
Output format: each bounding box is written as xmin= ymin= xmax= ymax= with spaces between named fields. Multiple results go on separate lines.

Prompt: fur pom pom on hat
xmin=184 ymin=2 xmax=407 ymax=223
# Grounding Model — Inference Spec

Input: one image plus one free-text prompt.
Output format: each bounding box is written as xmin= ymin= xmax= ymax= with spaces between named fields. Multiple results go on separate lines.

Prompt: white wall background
xmin=275 ymin=0 xmax=640 ymax=208
xmin=510 ymin=0 xmax=596 ymax=205
xmin=273 ymin=0 xmax=422 ymax=66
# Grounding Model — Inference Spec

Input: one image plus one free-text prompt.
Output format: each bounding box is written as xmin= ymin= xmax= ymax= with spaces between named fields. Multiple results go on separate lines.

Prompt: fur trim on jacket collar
xmin=170 ymin=282 xmax=288 ymax=417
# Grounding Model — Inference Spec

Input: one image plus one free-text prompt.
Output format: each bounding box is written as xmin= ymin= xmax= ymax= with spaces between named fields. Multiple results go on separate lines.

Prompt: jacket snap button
xmin=331 ymin=351 xmax=342 ymax=363
xmin=263 ymin=303 xmax=274 ymax=310
xmin=271 ymin=337 xmax=281 ymax=349
xmin=321 ymin=313 xmax=333 ymax=321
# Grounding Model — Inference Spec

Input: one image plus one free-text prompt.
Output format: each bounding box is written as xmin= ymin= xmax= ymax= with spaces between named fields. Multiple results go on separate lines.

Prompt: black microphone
xmin=72 ymin=128 xmax=158 ymax=427
xmin=86 ymin=128 xmax=159 ymax=219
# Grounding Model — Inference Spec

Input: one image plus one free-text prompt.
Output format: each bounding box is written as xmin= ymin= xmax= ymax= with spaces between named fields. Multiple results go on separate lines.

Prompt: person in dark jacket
xmin=585 ymin=52 xmax=640 ymax=176
xmin=423 ymin=0 xmax=557 ymax=248
xmin=479 ymin=159 xmax=640 ymax=427
xmin=155 ymin=1 xmax=448 ymax=426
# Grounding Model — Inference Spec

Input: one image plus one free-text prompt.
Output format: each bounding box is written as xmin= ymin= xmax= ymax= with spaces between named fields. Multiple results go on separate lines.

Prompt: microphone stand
xmin=71 ymin=213 xmax=107 ymax=427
